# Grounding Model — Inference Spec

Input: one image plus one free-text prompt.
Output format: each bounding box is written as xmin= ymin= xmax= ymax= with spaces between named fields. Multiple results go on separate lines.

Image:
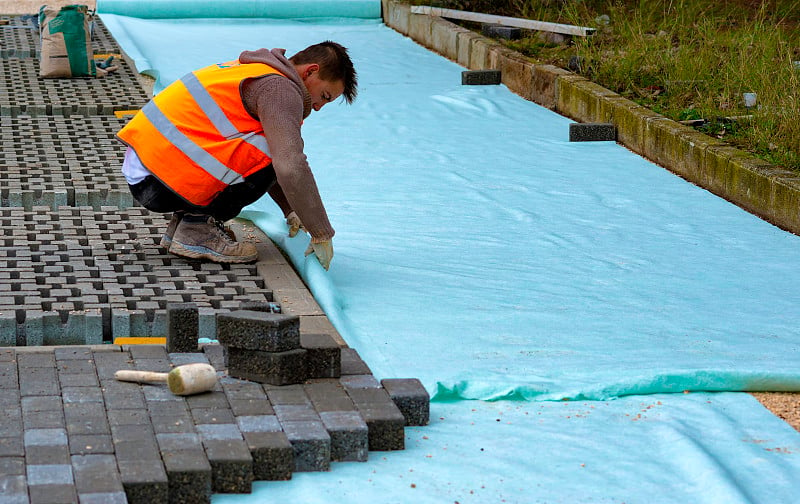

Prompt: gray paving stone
xmin=195 ymin=423 xmax=241 ymax=442
xmin=27 ymin=464 xmax=74 ymax=485
xmin=156 ymin=433 xmax=202 ymax=453
xmin=0 ymin=456 xmax=25 ymax=476
xmin=191 ymin=408 xmax=235 ymax=425
xmin=358 ymin=404 xmax=406 ymax=451
xmin=0 ymin=437 xmax=24 ymax=457
xmin=236 ymin=415 xmax=282 ymax=433
xmin=216 ymin=310 xmax=300 ymax=352
xmin=340 ymin=374 xmax=381 ymax=389
xmin=319 ymin=411 xmax=369 ymax=462
xmin=117 ymin=459 xmax=169 ymax=504
xmin=228 ymin=399 xmax=274 ymax=416
xmin=381 ymin=378 xmax=431 ymax=426
xmin=22 ymin=408 xmax=65 ymax=430
xmin=242 ymin=431 xmax=293 ymax=481
xmin=203 ymin=438 xmax=254 ymax=493
xmin=77 ymin=492 xmax=128 ymax=504
xmin=226 ymin=347 xmax=307 ymax=386
xmin=340 ymin=348 xmax=371 ymax=375
xmin=265 ymin=384 xmax=311 ymax=405
xmin=24 ymin=428 xmax=68 ymax=447
xmin=69 ymin=433 xmax=115 ymax=456
xmin=29 ymin=483 xmax=77 ymax=504
xmin=161 ymin=449 xmax=212 ymax=504
xmin=281 ymin=420 xmax=331 ymax=472
xmin=25 ymin=444 xmax=70 ymax=465
xmin=71 ymin=454 xmax=123 ymax=494
xmin=166 ymin=302 xmax=199 ymax=353
xmin=0 ymin=475 xmax=28 ymax=504
xmin=274 ymin=404 xmax=321 ymax=422
xmin=300 ymin=333 xmax=341 ymax=379
xmin=58 ymin=373 xmax=99 ymax=387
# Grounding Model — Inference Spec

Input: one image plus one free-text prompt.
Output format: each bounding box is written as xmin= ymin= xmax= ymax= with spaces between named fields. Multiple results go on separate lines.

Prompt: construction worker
xmin=117 ymin=41 xmax=357 ymax=269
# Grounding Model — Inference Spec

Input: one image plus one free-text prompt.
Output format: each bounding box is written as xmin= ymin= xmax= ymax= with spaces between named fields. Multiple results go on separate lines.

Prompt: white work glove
xmin=305 ymin=240 xmax=333 ymax=270
xmin=286 ymin=211 xmax=305 ymax=237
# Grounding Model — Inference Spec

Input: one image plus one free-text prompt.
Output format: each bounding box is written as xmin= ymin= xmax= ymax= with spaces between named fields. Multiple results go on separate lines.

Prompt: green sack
xmin=39 ymin=4 xmax=96 ymax=78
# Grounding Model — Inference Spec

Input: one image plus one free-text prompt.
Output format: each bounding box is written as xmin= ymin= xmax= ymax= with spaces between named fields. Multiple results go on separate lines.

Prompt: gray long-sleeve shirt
xmin=239 ymin=48 xmax=334 ymax=243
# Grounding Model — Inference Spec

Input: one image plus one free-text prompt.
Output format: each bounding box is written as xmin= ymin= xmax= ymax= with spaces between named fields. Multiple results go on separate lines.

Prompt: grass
xmin=420 ymin=0 xmax=800 ymax=171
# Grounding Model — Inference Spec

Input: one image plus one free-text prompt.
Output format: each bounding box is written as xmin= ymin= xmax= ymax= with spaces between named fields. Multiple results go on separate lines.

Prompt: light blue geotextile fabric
xmin=211 ymin=393 xmax=800 ymax=504
xmin=98 ymin=0 xmax=380 ymax=19
xmin=99 ymin=13 xmax=800 ymax=502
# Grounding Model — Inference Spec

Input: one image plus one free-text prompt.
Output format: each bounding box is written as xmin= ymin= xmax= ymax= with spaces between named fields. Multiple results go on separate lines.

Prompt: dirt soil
xmin=2 ymin=0 xmax=799 ymax=434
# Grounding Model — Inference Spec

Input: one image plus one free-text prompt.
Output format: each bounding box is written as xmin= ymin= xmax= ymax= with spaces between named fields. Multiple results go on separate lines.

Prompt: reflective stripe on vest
xmin=180 ymin=72 xmax=270 ymax=154
xmin=141 ymin=100 xmax=245 ymax=186
xmin=139 ymin=70 xmax=274 ymax=187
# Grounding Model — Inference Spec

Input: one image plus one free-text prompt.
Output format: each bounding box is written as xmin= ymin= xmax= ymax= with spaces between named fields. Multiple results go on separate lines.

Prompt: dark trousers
xmin=129 ymin=165 xmax=276 ymax=222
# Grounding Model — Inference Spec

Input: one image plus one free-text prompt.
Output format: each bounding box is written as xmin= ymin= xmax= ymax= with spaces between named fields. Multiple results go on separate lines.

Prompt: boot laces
xmin=212 ymin=218 xmax=235 ymax=243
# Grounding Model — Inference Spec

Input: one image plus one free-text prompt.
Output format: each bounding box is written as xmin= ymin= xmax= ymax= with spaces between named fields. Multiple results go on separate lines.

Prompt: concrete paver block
xmin=569 ymin=122 xmax=617 ymax=142
xmin=462 ymin=69 xmax=502 ymax=85
xmin=242 ymin=431 xmax=293 ymax=481
xmin=216 ymin=311 xmax=300 ymax=352
xmin=300 ymin=333 xmax=341 ymax=379
xmin=227 ymin=347 xmax=307 ymax=386
xmin=319 ymin=411 xmax=368 ymax=462
xmin=281 ymin=420 xmax=331 ymax=472
xmin=381 ymin=378 xmax=431 ymax=426
xmin=166 ymin=302 xmax=199 ymax=353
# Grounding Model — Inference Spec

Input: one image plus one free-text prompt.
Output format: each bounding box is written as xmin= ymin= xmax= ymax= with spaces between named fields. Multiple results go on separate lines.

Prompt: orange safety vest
xmin=118 ymin=60 xmax=285 ymax=206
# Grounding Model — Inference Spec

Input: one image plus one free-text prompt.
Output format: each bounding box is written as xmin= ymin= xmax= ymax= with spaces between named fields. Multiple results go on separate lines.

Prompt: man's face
xmin=302 ymin=64 xmax=345 ymax=112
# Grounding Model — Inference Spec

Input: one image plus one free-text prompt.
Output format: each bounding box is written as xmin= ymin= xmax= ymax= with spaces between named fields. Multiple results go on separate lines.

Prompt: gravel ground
xmin=2 ymin=0 xmax=799 ymax=434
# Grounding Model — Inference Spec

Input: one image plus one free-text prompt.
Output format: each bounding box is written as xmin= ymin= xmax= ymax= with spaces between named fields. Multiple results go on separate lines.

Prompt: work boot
xmin=169 ymin=213 xmax=258 ymax=264
xmin=159 ymin=211 xmax=184 ymax=249
xmin=159 ymin=212 xmax=234 ymax=248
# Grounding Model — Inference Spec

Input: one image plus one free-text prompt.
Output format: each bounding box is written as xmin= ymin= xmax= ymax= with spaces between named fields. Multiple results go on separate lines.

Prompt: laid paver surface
xmin=0 ymin=12 xmax=430 ymax=502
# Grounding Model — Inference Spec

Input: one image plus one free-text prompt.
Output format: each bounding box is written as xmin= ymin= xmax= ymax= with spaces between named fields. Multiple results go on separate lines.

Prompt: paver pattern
xmin=0 ymin=344 xmax=429 ymax=503
xmin=0 ymin=13 xmax=430 ymax=502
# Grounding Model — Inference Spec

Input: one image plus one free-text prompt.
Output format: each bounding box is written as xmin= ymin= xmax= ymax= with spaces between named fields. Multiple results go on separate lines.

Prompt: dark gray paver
xmin=381 ymin=378 xmax=431 ymax=426
xmin=319 ymin=410 xmax=369 ymax=462
xmin=300 ymin=333 xmax=341 ymax=379
xmin=462 ymin=69 xmax=502 ymax=85
xmin=226 ymin=347 xmax=307 ymax=386
xmin=166 ymin=302 xmax=199 ymax=353
xmin=568 ymin=122 xmax=617 ymax=142
xmin=216 ymin=310 xmax=300 ymax=352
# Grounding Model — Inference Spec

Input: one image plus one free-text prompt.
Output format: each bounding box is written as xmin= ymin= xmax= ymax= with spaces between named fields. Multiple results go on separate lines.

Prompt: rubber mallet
xmin=114 ymin=363 xmax=218 ymax=396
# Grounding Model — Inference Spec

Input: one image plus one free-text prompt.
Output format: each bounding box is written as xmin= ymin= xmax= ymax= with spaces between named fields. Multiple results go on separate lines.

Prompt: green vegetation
xmin=422 ymin=0 xmax=800 ymax=171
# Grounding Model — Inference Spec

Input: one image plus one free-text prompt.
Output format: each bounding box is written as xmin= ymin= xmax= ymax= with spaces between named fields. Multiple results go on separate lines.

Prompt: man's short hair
xmin=290 ymin=41 xmax=358 ymax=103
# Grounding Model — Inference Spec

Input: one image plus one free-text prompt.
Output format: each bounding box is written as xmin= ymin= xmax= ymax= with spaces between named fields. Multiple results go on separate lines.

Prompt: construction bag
xmin=38 ymin=4 xmax=95 ymax=78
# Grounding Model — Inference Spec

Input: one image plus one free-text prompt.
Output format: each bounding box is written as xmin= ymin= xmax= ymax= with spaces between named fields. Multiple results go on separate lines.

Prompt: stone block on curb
xmin=216 ymin=311 xmax=300 ymax=352
xmin=462 ymin=69 xmax=501 ymax=85
xmin=481 ymin=23 xmax=522 ymax=40
xmin=569 ymin=122 xmax=617 ymax=142
xmin=300 ymin=333 xmax=341 ymax=379
xmin=381 ymin=378 xmax=430 ymax=426
xmin=166 ymin=303 xmax=199 ymax=353
xmin=226 ymin=347 xmax=307 ymax=386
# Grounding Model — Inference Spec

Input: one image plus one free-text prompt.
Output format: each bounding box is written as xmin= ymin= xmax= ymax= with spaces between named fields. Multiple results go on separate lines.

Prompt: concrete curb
xmin=381 ymin=0 xmax=800 ymax=235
